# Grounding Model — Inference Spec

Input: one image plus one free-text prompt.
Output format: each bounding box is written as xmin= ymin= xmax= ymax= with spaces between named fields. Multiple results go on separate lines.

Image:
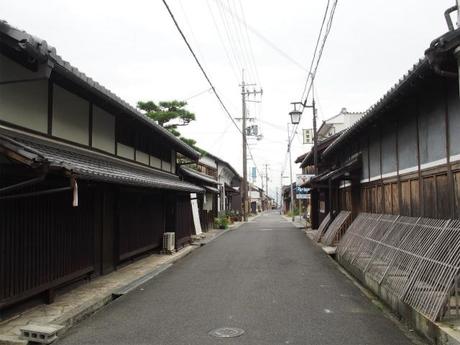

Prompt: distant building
xmin=316 ymin=108 xmax=363 ymax=140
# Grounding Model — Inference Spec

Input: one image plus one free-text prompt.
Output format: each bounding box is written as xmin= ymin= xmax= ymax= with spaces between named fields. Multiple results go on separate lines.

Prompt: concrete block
xmin=19 ymin=324 xmax=63 ymax=344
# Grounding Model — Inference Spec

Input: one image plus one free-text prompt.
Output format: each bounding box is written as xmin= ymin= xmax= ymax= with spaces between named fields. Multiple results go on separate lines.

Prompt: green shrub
xmin=214 ymin=215 xmax=229 ymax=229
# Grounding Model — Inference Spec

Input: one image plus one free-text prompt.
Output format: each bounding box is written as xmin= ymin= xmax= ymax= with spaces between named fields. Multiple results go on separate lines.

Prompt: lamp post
xmin=290 ymin=88 xmax=318 ymax=175
xmin=287 ymin=102 xmax=303 ymax=221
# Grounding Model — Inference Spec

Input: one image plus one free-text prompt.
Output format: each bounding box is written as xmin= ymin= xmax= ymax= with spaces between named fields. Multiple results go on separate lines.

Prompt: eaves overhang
xmin=0 ymin=131 xmax=204 ymax=193
xmin=322 ymin=58 xmax=430 ymax=159
xmin=0 ymin=20 xmax=200 ymax=161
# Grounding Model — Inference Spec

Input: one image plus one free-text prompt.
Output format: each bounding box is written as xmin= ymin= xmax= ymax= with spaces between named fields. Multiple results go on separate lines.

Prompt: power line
xmin=299 ymin=0 xmax=330 ymax=102
xmin=211 ymin=0 xmax=307 ymax=72
xmin=183 ymin=87 xmax=212 ymax=101
xmin=214 ymin=0 xmax=245 ymax=73
xmin=228 ymin=0 xmax=258 ymax=85
xmin=163 ymin=0 xmax=266 ymax=194
xmin=205 ymin=0 xmax=240 ymax=82
xmin=289 ymin=0 xmax=339 ymax=146
xmin=177 ymin=0 xmax=210 ymax=74
xmin=224 ymin=0 xmax=257 ymax=84
xmin=301 ymin=0 xmax=338 ymax=105
xmin=162 ymin=0 xmax=241 ymax=135
xmin=237 ymin=0 xmax=261 ymax=84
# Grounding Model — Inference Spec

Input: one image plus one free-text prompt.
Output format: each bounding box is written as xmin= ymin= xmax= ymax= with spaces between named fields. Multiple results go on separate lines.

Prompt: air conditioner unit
xmin=162 ymin=232 xmax=176 ymax=254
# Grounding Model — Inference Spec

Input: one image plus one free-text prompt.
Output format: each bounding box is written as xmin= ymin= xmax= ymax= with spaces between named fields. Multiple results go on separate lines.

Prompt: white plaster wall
xmin=199 ymin=156 xmax=217 ymax=169
xmin=162 ymin=161 xmax=171 ymax=172
xmin=249 ymin=191 xmax=260 ymax=199
xmin=117 ymin=143 xmax=135 ymax=160
xmin=92 ymin=106 xmax=115 ymax=153
xmin=136 ymin=150 xmax=149 ymax=165
xmin=204 ymin=192 xmax=213 ymax=211
xmin=171 ymin=150 xmax=176 ymax=173
xmin=53 ymin=85 xmax=89 ymax=145
xmin=0 ymin=80 xmax=48 ymax=133
xmin=150 ymin=155 xmax=161 ymax=169
xmin=0 ymin=54 xmax=40 ymax=81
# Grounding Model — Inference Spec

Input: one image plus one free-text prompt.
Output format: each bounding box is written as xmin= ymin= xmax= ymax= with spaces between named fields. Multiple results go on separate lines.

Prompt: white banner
xmin=190 ymin=193 xmax=202 ymax=235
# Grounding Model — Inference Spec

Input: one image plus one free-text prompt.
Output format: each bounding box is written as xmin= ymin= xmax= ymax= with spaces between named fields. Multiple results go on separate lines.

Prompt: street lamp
xmin=286 ymin=103 xmax=304 ymax=221
xmin=289 ymin=102 xmax=303 ymax=125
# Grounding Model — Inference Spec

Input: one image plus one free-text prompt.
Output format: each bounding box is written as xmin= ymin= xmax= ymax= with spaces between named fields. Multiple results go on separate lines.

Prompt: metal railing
xmin=337 ymin=213 xmax=460 ymax=321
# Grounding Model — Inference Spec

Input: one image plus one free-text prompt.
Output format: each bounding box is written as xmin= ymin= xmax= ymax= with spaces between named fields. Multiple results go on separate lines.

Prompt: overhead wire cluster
xmin=162 ymin=0 xmax=265 ymax=184
xmin=208 ymin=0 xmax=260 ymax=85
xmin=281 ymin=0 xmax=339 ymax=182
xmin=291 ymin=0 xmax=338 ymax=145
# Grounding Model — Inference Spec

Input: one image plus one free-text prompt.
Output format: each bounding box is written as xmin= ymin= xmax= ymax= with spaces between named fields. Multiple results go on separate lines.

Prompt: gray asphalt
xmin=57 ymin=212 xmax=421 ymax=345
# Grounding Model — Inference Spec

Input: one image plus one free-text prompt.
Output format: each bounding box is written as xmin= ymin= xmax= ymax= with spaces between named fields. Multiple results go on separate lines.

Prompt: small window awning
xmin=0 ymin=132 xmax=204 ymax=193
xmin=224 ymin=183 xmax=239 ymax=195
xmin=311 ymin=154 xmax=362 ymax=184
xmin=179 ymin=166 xmax=219 ymax=186
xmin=204 ymin=185 xmax=220 ymax=194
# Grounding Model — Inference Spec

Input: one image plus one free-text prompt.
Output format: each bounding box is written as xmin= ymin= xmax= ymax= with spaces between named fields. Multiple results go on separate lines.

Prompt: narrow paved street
xmin=57 ymin=212 xmax=419 ymax=345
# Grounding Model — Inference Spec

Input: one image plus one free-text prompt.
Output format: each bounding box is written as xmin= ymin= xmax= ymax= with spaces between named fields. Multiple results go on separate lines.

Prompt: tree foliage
xmin=137 ymin=100 xmax=195 ymax=131
xmin=137 ymin=100 xmax=205 ymax=154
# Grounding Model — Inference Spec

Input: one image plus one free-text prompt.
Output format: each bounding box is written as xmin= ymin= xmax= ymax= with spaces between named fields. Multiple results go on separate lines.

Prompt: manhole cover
xmin=209 ymin=327 xmax=245 ymax=338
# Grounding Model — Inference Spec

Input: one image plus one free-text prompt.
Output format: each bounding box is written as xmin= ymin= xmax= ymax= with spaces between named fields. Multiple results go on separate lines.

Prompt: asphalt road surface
xmin=57 ymin=212 xmax=422 ymax=345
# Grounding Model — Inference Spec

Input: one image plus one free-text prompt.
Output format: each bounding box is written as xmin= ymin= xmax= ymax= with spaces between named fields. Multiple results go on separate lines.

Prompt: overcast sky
xmin=0 ymin=0 xmax=455 ymax=199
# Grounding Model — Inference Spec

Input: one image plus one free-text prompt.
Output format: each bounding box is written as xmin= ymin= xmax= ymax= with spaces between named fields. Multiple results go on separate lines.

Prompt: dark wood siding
xmin=117 ymin=188 xmax=165 ymax=261
xmin=175 ymin=194 xmax=193 ymax=248
xmin=0 ymin=178 xmax=94 ymax=310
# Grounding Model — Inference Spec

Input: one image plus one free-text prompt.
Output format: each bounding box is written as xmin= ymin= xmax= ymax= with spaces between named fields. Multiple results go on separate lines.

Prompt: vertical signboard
xmin=296 ymin=174 xmax=313 ymax=199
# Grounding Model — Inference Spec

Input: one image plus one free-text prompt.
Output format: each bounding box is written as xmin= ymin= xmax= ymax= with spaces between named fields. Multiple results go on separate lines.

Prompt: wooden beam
xmin=47 ymin=80 xmax=53 ymax=135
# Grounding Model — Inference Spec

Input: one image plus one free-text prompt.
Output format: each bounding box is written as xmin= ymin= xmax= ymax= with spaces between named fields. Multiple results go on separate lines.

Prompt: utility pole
xmin=264 ymin=164 xmax=269 ymax=211
xmin=280 ymin=172 xmax=283 ymax=215
xmin=312 ymin=88 xmax=318 ymax=175
xmin=264 ymin=163 xmax=269 ymax=198
xmin=301 ymin=80 xmax=319 ymax=175
xmin=240 ymin=70 xmax=262 ymax=221
xmin=457 ymin=0 xmax=460 ymax=28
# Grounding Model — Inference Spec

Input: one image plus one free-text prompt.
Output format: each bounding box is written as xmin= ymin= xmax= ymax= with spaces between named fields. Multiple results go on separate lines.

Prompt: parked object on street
xmin=162 ymin=233 xmax=176 ymax=254
xmin=20 ymin=324 xmax=63 ymax=344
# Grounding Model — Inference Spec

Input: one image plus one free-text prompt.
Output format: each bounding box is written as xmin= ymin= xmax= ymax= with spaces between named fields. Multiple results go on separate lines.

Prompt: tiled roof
xmin=295 ymin=152 xmax=307 ymax=164
xmin=200 ymin=151 xmax=241 ymax=178
xmin=300 ymin=131 xmax=343 ymax=168
xmin=179 ymin=166 xmax=219 ymax=185
xmin=0 ymin=132 xmax=203 ymax=193
xmin=0 ymin=20 xmax=200 ymax=160
xmin=322 ymin=58 xmax=430 ymax=158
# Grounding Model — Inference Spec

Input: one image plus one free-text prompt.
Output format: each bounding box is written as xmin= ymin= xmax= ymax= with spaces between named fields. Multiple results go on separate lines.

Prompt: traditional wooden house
xmin=0 ymin=21 xmax=203 ymax=315
xmin=178 ymin=165 xmax=219 ymax=231
xmin=316 ymin=108 xmax=363 ymax=140
xmin=301 ymin=25 xmax=460 ymax=328
xmin=205 ymin=152 xmax=242 ymax=216
xmin=298 ymin=133 xmax=342 ymax=228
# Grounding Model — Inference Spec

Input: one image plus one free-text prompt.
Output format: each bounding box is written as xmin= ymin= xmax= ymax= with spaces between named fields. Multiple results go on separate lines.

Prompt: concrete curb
xmin=0 ymin=229 xmax=234 ymax=345
xmin=303 ymin=231 xmax=450 ymax=345
xmin=0 ymin=215 xmax=266 ymax=345
xmin=49 ymin=245 xmax=198 ymax=341
xmin=282 ymin=215 xmax=307 ymax=229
